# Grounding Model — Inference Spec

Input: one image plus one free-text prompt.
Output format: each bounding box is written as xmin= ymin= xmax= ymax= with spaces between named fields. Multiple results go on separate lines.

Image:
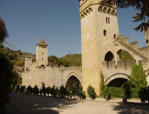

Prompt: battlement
xmin=80 ymin=0 xmax=117 ymax=19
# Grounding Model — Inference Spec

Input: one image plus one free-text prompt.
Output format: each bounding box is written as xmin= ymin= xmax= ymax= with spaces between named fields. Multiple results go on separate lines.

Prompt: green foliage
xmin=100 ymin=72 xmax=106 ymax=95
xmin=58 ymin=85 xmax=67 ymax=98
xmin=121 ymin=81 xmax=132 ymax=103
xmin=50 ymin=86 xmax=59 ymax=97
xmin=131 ymin=63 xmax=147 ymax=88
xmin=46 ymin=87 xmax=52 ymax=96
xmin=139 ymin=87 xmax=149 ymax=103
xmin=59 ymin=54 xmax=81 ymax=67
xmin=71 ymin=82 xmax=79 ymax=96
xmin=26 ymin=86 xmax=33 ymax=95
xmin=48 ymin=54 xmax=81 ymax=67
xmin=107 ymin=87 xmax=122 ymax=98
xmin=32 ymin=85 xmax=39 ymax=96
xmin=20 ymin=86 xmax=25 ymax=94
xmin=40 ymin=83 xmax=47 ymax=96
xmin=0 ymin=18 xmax=7 ymax=43
xmin=48 ymin=56 xmax=60 ymax=66
xmin=120 ymin=50 xmax=134 ymax=62
xmin=0 ymin=52 xmax=16 ymax=114
xmin=77 ymin=90 xmax=86 ymax=99
xmin=87 ymin=85 xmax=97 ymax=100
xmin=104 ymin=0 xmax=149 ymax=31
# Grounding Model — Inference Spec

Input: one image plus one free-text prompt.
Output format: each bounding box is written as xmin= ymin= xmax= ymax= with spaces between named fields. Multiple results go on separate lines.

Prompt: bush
xmin=26 ymin=86 xmax=33 ymax=95
xmin=51 ymin=86 xmax=58 ymax=97
xmin=15 ymin=85 xmax=20 ymax=93
xmin=20 ymin=86 xmax=25 ymax=94
xmin=121 ymin=81 xmax=131 ymax=103
xmin=130 ymin=88 xmax=139 ymax=98
xmin=46 ymin=87 xmax=52 ymax=96
xmin=139 ymin=87 xmax=149 ymax=103
xmin=108 ymin=87 xmax=122 ymax=98
xmin=32 ymin=85 xmax=39 ymax=96
xmin=87 ymin=85 xmax=96 ymax=100
xmin=59 ymin=85 xmax=67 ymax=98
xmin=78 ymin=90 xmax=86 ymax=99
xmin=40 ymin=83 xmax=47 ymax=96
xmin=70 ymin=82 xmax=79 ymax=97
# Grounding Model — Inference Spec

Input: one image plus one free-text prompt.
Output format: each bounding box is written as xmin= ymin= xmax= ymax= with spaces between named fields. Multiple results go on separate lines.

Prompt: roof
xmin=37 ymin=40 xmax=48 ymax=46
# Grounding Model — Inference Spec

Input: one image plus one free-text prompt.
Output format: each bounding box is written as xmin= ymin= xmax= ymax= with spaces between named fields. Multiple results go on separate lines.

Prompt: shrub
xmin=26 ymin=86 xmax=33 ymax=95
xmin=71 ymin=82 xmax=79 ymax=97
xmin=139 ymin=87 xmax=149 ymax=103
xmin=32 ymin=85 xmax=39 ymax=96
xmin=59 ymin=85 xmax=67 ymax=98
xmin=46 ymin=87 xmax=52 ymax=96
xmin=108 ymin=87 xmax=122 ymax=98
xmin=51 ymin=86 xmax=58 ymax=97
xmin=20 ymin=86 xmax=25 ymax=94
xmin=87 ymin=85 xmax=96 ymax=100
xmin=15 ymin=85 xmax=20 ymax=93
xmin=40 ymin=83 xmax=47 ymax=96
xmin=78 ymin=90 xmax=86 ymax=99
xmin=121 ymin=81 xmax=131 ymax=103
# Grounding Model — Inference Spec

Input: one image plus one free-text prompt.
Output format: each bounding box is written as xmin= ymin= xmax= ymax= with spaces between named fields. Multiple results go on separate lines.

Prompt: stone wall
xmin=22 ymin=64 xmax=82 ymax=88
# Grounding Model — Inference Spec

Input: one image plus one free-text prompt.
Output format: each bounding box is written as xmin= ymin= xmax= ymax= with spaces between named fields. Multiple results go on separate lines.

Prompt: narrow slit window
xmin=114 ymin=34 xmax=116 ymax=38
xmin=103 ymin=30 xmax=107 ymax=36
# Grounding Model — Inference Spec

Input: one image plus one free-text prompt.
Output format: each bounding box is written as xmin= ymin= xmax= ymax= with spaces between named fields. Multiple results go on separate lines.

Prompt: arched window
xmin=104 ymin=51 xmax=114 ymax=61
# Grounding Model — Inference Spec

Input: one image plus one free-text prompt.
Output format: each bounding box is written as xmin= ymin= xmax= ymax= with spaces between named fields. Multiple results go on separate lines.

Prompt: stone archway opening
xmin=107 ymin=78 xmax=128 ymax=87
xmin=104 ymin=51 xmax=114 ymax=62
xmin=65 ymin=76 xmax=82 ymax=90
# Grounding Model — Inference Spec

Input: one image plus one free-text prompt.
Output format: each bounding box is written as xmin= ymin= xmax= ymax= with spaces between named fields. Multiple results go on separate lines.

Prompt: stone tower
xmin=24 ymin=57 xmax=32 ymax=71
xmin=79 ymin=0 xmax=119 ymax=95
xmin=36 ymin=40 xmax=48 ymax=66
xmin=145 ymin=27 xmax=149 ymax=46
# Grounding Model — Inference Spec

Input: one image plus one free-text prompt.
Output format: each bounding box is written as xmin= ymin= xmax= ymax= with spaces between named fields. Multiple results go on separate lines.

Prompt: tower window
xmin=103 ymin=30 xmax=107 ymax=36
xmin=42 ymin=58 xmax=43 ymax=61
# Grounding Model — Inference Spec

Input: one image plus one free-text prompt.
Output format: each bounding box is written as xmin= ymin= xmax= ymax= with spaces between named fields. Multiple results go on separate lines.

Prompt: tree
xmin=0 ymin=52 xmax=16 ymax=114
xmin=87 ymin=85 xmax=97 ymax=100
xmin=100 ymin=72 xmax=106 ymax=96
xmin=130 ymin=63 xmax=147 ymax=88
xmin=121 ymin=81 xmax=132 ymax=103
xmin=103 ymin=0 xmax=149 ymax=31
xmin=0 ymin=17 xmax=7 ymax=43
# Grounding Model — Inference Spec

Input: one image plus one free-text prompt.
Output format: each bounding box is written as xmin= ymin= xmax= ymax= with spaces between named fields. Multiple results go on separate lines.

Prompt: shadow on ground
xmin=114 ymin=102 xmax=149 ymax=114
xmin=7 ymin=94 xmax=78 ymax=114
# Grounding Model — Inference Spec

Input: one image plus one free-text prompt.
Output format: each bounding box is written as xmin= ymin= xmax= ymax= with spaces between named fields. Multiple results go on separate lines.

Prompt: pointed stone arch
xmin=64 ymin=72 xmax=82 ymax=89
xmin=105 ymin=73 xmax=129 ymax=87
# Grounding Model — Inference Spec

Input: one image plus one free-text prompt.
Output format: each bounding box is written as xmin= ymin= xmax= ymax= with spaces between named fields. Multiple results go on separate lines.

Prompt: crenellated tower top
xmin=79 ymin=0 xmax=117 ymax=19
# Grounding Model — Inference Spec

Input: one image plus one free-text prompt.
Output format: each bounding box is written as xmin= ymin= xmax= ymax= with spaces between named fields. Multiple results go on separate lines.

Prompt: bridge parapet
xmin=102 ymin=60 xmax=136 ymax=80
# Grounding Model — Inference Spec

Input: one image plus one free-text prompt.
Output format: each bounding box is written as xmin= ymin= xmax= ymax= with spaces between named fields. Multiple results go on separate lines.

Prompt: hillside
xmin=0 ymin=45 xmax=82 ymax=69
xmin=48 ymin=54 xmax=82 ymax=67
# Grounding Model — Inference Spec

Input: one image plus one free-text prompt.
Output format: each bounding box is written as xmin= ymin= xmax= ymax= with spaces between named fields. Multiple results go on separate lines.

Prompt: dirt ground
xmin=7 ymin=94 xmax=149 ymax=114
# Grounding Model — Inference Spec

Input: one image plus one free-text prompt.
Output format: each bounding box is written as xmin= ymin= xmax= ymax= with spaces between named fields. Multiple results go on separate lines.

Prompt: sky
xmin=0 ymin=0 xmax=146 ymax=57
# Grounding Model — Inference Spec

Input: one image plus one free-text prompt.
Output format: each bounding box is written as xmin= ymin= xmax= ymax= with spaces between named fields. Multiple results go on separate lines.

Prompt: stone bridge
xmin=22 ymin=66 xmax=82 ymax=89
xmin=102 ymin=61 xmax=134 ymax=86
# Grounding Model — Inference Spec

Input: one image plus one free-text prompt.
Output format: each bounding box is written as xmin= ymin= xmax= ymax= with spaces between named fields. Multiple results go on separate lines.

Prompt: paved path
xmin=7 ymin=94 xmax=149 ymax=114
